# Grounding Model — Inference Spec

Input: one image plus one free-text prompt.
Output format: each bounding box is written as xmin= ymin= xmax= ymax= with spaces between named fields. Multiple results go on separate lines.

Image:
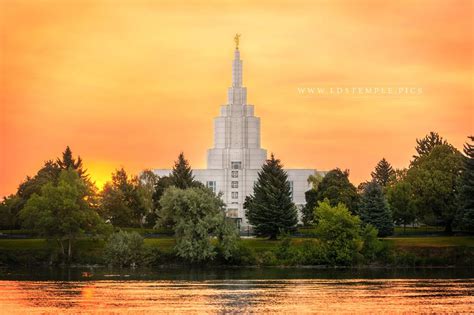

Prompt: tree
xmin=104 ymin=231 xmax=144 ymax=267
xmin=0 ymin=195 xmax=22 ymax=229
xmin=17 ymin=160 xmax=61 ymax=207
xmin=244 ymin=154 xmax=298 ymax=239
xmin=458 ymin=136 xmax=474 ymax=231
xmin=303 ymin=189 xmax=318 ymax=226
xmin=413 ymin=131 xmax=449 ymax=162
xmin=158 ymin=186 xmax=238 ymax=262
xmin=314 ymin=168 xmax=359 ymax=214
xmin=371 ymin=158 xmax=395 ymax=187
xmin=56 ymin=146 xmax=87 ymax=178
xmin=100 ymin=168 xmax=146 ymax=227
xmin=314 ymin=200 xmax=382 ymax=265
xmin=407 ymin=144 xmax=463 ymax=233
xmin=302 ymin=172 xmax=323 ymax=225
xmin=359 ymin=181 xmax=393 ymax=237
xmin=151 ymin=175 xmax=174 ymax=228
xmin=137 ymin=170 xmax=159 ymax=228
xmin=170 ymin=152 xmax=198 ymax=189
xmin=19 ymin=169 xmax=108 ymax=262
xmin=386 ymin=181 xmax=416 ymax=231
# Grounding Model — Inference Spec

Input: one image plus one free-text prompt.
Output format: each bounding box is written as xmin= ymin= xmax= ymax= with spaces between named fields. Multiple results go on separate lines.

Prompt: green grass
xmin=0 ymin=236 xmax=472 ymax=257
xmin=385 ymin=236 xmax=474 ymax=248
xmin=0 ymin=238 xmax=48 ymax=250
xmin=144 ymin=238 xmax=175 ymax=252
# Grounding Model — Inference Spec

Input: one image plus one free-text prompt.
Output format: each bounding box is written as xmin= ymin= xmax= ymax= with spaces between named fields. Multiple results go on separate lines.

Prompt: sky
xmin=0 ymin=0 xmax=472 ymax=197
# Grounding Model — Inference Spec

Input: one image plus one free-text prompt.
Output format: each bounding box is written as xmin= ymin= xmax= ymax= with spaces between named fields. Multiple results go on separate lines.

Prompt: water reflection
xmin=0 ymin=278 xmax=473 ymax=314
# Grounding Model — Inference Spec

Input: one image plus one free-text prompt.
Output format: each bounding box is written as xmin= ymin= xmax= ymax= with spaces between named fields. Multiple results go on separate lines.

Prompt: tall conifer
xmin=359 ymin=181 xmax=394 ymax=237
xmin=244 ymin=154 xmax=297 ymax=239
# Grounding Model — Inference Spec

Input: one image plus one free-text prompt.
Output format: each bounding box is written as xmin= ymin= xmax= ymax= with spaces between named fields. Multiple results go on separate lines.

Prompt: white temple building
xmin=154 ymin=37 xmax=324 ymax=229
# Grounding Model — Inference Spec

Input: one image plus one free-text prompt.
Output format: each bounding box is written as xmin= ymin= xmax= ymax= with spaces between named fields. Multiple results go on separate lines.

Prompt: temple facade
xmin=154 ymin=39 xmax=324 ymax=229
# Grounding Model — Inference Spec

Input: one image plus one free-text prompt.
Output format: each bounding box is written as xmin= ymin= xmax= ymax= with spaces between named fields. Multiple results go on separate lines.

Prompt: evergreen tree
xmin=413 ymin=131 xmax=448 ymax=162
xmin=371 ymin=158 xmax=395 ymax=187
xmin=170 ymin=152 xmax=196 ymax=189
xmin=57 ymin=146 xmax=86 ymax=177
xmin=244 ymin=154 xmax=297 ymax=239
xmin=315 ymin=168 xmax=359 ymax=214
xmin=359 ymin=181 xmax=394 ymax=237
xmin=459 ymin=136 xmax=474 ymax=231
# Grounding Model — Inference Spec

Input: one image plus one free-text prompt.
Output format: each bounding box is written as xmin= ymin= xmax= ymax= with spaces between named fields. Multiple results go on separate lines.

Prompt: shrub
xmin=258 ymin=251 xmax=278 ymax=266
xmin=360 ymin=224 xmax=384 ymax=262
xmin=104 ymin=231 xmax=144 ymax=267
xmin=219 ymin=242 xmax=257 ymax=266
xmin=314 ymin=200 xmax=363 ymax=265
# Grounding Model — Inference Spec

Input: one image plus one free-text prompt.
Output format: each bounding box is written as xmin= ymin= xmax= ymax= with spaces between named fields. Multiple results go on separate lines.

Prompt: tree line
xmin=0 ymin=131 xmax=472 ymax=263
xmin=302 ymin=132 xmax=474 ymax=235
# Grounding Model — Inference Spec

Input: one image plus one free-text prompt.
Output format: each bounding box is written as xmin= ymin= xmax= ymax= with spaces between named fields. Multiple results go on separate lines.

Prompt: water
xmin=0 ymin=268 xmax=473 ymax=314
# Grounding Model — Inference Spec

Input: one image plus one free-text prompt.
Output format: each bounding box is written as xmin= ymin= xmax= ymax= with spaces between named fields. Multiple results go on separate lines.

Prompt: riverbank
xmin=1 ymin=265 xmax=474 ymax=281
xmin=1 ymin=236 xmax=473 ymax=268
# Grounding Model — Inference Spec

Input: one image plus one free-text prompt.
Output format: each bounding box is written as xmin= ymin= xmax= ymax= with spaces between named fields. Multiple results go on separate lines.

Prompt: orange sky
xmin=0 ymin=0 xmax=473 ymax=197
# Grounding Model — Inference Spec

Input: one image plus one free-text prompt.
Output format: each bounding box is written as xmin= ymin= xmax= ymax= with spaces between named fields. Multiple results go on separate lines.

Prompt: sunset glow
xmin=1 ymin=0 xmax=472 ymax=197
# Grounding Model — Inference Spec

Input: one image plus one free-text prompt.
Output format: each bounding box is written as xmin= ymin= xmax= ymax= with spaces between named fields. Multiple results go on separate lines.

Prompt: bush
xmin=257 ymin=251 xmax=278 ymax=266
xmin=218 ymin=242 xmax=257 ymax=266
xmin=143 ymin=246 xmax=177 ymax=266
xmin=104 ymin=231 xmax=144 ymax=267
xmin=360 ymin=224 xmax=385 ymax=262
xmin=314 ymin=200 xmax=363 ymax=265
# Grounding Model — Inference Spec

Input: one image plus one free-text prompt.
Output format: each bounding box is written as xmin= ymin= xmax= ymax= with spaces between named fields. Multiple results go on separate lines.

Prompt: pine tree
xmin=371 ymin=158 xmax=395 ymax=187
xmin=459 ymin=136 xmax=474 ymax=231
xmin=56 ymin=146 xmax=86 ymax=177
xmin=359 ymin=181 xmax=394 ymax=237
xmin=413 ymin=131 xmax=448 ymax=162
xmin=244 ymin=154 xmax=297 ymax=239
xmin=170 ymin=152 xmax=195 ymax=189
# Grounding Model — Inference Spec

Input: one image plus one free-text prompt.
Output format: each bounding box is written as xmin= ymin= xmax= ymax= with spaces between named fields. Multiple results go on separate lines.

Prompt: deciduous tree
xmin=159 ymin=186 xmax=237 ymax=262
xmin=458 ymin=136 xmax=474 ymax=231
xmin=386 ymin=181 xmax=416 ymax=231
xmin=407 ymin=144 xmax=463 ymax=233
xmin=19 ymin=169 xmax=108 ymax=262
xmin=314 ymin=168 xmax=359 ymax=214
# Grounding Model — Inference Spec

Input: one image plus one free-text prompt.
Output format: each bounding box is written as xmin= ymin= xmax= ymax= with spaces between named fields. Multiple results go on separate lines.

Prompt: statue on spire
xmin=234 ymin=33 xmax=241 ymax=50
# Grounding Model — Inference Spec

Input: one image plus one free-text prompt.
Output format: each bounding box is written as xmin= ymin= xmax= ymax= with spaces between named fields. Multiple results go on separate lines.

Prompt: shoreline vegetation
xmin=1 ymin=231 xmax=473 ymax=268
xmin=1 ymin=132 xmax=473 ymax=270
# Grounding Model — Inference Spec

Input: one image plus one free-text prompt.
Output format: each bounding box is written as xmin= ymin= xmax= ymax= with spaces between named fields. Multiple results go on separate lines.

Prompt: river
xmin=0 ymin=267 xmax=472 ymax=314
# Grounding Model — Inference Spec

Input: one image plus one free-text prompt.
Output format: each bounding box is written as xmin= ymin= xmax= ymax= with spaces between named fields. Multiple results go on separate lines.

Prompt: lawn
xmin=384 ymin=236 xmax=474 ymax=248
xmin=0 ymin=236 xmax=472 ymax=255
xmin=144 ymin=238 xmax=175 ymax=252
xmin=0 ymin=238 xmax=48 ymax=250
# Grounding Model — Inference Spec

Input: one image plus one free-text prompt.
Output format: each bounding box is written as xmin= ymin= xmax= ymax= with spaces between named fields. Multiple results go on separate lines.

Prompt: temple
xmin=154 ymin=36 xmax=324 ymax=229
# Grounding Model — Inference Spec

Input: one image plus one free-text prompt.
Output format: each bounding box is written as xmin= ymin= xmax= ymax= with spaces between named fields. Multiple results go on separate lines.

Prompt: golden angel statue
xmin=234 ymin=34 xmax=241 ymax=49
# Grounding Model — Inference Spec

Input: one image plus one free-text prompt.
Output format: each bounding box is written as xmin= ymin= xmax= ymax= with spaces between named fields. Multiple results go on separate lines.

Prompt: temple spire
xmin=232 ymin=34 xmax=242 ymax=88
xmin=227 ymin=34 xmax=247 ymax=105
